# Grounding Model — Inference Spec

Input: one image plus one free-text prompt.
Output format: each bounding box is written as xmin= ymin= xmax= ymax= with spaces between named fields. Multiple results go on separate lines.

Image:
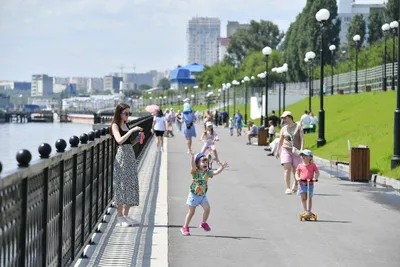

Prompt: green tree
xmin=283 ymin=0 xmax=341 ymax=82
xmin=139 ymin=84 xmax=152 ymax=90
xmin=346 ymin=14 xmax=366 ymax=46
xmin=368 ymin=9 xmax=385 ymax=44
xmin=227 ymin=20 xmax=284 ymax=65
xmin=158 ymin=78 xmax=171 ymax=90
xmin=385 ymin=0 xmax=399 ymax=22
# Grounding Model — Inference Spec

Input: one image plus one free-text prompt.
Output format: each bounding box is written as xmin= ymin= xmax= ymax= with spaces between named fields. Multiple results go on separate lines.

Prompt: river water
xmin=0 ymin=123 xmax=93 ymax=173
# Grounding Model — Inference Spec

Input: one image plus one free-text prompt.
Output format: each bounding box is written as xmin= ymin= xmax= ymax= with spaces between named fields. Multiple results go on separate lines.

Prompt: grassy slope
xmin=284 ymin=91 xmax=399 ymax=179
xmin=157 ymin=92 xmax=400 ymax=179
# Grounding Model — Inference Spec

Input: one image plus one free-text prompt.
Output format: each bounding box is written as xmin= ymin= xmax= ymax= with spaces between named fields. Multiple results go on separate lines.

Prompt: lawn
xmin=149 ymin=92 xmax=400 ymax=179
xmin=282 ymin=91 xmax=400 ymax=179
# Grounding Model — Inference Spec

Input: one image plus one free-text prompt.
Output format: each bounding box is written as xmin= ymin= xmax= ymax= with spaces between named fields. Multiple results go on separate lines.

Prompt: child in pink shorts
xmin=295 ymin=149 xmax=320 ymax=216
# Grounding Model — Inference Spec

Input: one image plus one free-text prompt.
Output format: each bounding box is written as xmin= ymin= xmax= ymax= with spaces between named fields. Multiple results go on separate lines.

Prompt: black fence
xmin=0 ymin=115 xmax=153 ymax=267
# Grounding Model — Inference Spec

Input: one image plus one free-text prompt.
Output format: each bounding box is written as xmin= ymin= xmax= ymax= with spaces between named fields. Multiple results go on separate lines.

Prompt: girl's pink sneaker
xmin=200 ymin=222 xmax=211 ymax=231
xmin=180 ymin=226 xmax=190 ymax=236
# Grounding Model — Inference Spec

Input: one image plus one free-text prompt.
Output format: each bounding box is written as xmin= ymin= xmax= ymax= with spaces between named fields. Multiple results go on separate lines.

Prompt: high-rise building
xmin=219 ymin=37 xmax=230 ymax=62
xmin=31 ymin=74 xmax=53 ymax=97
xmin=103 ymin=75 xmax=122 ymax=93
xmin=187 ymin=17 xmax=221 ymax=66
xmin=338 ymin=0 xmax=385 ymax=44
xmin=226 ymin=21 xmax=250 ymax=37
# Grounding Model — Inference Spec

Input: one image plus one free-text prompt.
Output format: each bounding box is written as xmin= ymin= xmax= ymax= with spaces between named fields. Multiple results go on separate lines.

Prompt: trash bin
xmin=349 ymin=146 xmax=370 ymax=182
xmin=257 ymin=128 xmax=268 ymax=146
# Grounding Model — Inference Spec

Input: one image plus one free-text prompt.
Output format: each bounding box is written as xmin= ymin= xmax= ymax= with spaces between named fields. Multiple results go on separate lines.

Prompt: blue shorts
xmin=186 ymin=192 xmax=208 ymax=207
xmin=236 ymin=122 xmax=242 ymax=129
xmin=298 ymin=183 xmax=314 ymax=196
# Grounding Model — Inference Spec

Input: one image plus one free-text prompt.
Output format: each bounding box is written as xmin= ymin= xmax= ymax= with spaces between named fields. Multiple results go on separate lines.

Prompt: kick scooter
xmin=299 ymin=179 xmax=317 ymax=221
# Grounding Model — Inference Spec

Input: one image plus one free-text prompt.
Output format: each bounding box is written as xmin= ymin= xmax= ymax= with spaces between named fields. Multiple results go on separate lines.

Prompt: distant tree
xmin=139 ymin=84 xmax=152 ymax=90
xmin=346 ymin=14 xmax=366 ymax=46
xmin=158 ymin=78 xmax=171 ymax=90
xmin=283 ymin=0 xmax=341 ymax=81
xmin=226 ymin=20 xmax=284 ymax=65
xmin=385 ymin=0 xmax=398 ymax=22
xmin=368 ymin=9 xmax=385 ymax=44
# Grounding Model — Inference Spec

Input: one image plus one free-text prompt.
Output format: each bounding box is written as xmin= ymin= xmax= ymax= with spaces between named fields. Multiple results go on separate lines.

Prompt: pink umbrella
xmin=145 ymin=104 xmax=160 ymax=114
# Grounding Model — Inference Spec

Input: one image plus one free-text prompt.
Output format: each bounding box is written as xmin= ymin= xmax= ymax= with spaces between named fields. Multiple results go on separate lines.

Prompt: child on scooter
xmin=200 ymin=121 xmax=221 ymax=165
xmin=295 ymin=149 xmax=320 ymax=216
xmin=180 ymin=152 xmax=228 ymax=236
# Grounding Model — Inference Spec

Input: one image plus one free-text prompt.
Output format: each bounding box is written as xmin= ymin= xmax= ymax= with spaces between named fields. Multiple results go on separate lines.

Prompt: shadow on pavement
xmin=314 ymin=193 xmax=341 ymax=196
xmin=309 ymin=220 xmax=352 ymax=224
xmin=200 ymin=235 xmax=266 ymax=240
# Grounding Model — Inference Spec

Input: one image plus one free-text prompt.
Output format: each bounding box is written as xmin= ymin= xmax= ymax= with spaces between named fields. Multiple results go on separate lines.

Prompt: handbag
xmin=288 ymin=123 xmax=301 ymax=155
xmin=292 ymin=147 xmax=301 ymax=156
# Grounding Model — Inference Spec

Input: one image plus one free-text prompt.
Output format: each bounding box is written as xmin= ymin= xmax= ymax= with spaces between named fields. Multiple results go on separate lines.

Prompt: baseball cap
xmin=281 ymin=111 xmax=292 ymax=118
xmin=206 ymin=121 xmax=213 ymax=127
xmin=300 ymin=149 xmax=313 ymax=157
xmin=183 ymin=103 xmax=191 ymax=112
xmin=195 ymin=153 xmax=206 ymax=165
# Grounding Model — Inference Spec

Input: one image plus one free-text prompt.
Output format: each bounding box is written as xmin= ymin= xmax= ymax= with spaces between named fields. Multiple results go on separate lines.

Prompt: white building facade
xmin=31 ymin=74 xmax=53 ymax=97
xmin=187 ymin=17 xmax=221 ymax=66
xmin=338 ymin=0 xmax=386 ymax=45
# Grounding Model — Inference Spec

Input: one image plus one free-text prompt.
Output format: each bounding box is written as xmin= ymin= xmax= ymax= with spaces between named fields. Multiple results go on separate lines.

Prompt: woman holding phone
xmin=110 ymin=103 xmax=143 ymax=227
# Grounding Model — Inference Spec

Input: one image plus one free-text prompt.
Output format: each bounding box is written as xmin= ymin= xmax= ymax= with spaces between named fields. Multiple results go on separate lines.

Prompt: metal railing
xmin=0 ymin=115 xmax=153 ymax=267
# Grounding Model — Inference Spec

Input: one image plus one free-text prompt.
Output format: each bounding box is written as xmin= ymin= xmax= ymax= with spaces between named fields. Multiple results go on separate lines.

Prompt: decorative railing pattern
xmin=0 ymin=115 xmax=153 ymax=267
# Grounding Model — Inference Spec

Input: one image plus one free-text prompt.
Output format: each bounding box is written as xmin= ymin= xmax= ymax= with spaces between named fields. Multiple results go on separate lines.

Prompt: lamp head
xmin=329 ymin=45 xmax=336 ymax=51
xmin=262 ymin=46 xmax=272 ymax=56
xmin=244 ymin=76 xmax=250 ymax=82
xmin=353 ymin=34 xmax=361 ymax=42
xmin=382 ymin=23 xmax=390 ymax=32
xmin=390 ymin=21 xmax=399 ymax=29
xmin=316 ymin=9 xmax=330 ymax=22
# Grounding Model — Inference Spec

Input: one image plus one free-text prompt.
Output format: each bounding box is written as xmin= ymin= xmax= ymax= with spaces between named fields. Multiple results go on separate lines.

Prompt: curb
xmin=313 ymin=156 xmax=400 ymax=191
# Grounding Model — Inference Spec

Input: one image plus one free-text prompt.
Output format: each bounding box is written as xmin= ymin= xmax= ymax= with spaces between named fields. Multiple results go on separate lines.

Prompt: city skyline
xmin=0 ymin=0 xmax=384 ymax=81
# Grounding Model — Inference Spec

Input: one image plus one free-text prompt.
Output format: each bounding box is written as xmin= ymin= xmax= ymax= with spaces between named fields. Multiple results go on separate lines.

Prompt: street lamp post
xmin=305 ymin=51 xmax=316 ymax=111
xmin=222 ymin=83 xmax=226 ymax=111
xmin=244 ymin=76 xmax=250 ymax=124
xmin=272 ymin=68 xmax=280 ymax=116
xmin=262 ymin=46 xmax=272 ymax=126
xmin=390 ymin=21 xmax=399 ymax=90
xmin=232 ymin=80 xmax=237 ymax=115
xmin=353 ymin=34 xmax=361 ymax=94
xmin=391 ymin=0 xmax=400 ymax=169
xmin=329 ymin=45 xmax=336 ymax=95
xmin=382 ymin=23 xmax=390 ymax=91
xmin=316 ymin=8 xmax=330 ymax=147
xmin=193 ymin=85 xmax=199 ymax=105
xmin=226 ymin=83 xmax=231 ymax=117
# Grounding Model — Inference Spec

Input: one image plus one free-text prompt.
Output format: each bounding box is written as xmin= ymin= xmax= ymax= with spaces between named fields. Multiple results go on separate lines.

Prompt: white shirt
xmin=268 ymin=125 xmax=275 ymax=135
xmin=153 ymin=116 xmax=166 ymax=131
xmin=310 ymin=116 xmax=318 ymax=124
xmin=300 ymin=114 xmax=311 ymax=127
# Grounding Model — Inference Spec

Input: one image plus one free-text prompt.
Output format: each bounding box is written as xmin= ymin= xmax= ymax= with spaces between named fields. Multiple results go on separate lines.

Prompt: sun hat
xmin=183 ymin=103 xmax=191 ymax=112
xmin=206 ymin=121 xmax=213 ymax=127
xmin=195 ymin=153 xmax=206 ymax=166
xmin=281 ymin=111 xmax=292 ymax=118
xmin=300 ymin=149 xmax=313 ymax=157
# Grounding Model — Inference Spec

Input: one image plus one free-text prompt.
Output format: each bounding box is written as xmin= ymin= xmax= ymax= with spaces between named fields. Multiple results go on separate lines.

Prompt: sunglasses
xmin=200 ymin=159 xmax=209 ymax=163
xmin=121 ymin=112 xmax=130 ymax=116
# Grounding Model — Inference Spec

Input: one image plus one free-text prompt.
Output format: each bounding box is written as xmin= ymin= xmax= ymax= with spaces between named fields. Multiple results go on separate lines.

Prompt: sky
xmin=0 ymin=0 xmax=384 ymax=81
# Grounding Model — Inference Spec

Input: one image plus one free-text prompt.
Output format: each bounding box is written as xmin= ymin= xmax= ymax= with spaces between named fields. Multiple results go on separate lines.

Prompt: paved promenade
xmin=77 ymin=121 xmax=400 ymax=267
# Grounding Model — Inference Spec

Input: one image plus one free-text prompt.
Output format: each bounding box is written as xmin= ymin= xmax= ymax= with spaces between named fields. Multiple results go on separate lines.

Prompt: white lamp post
xmin=390 ymin=21 xmax=399 ymax=90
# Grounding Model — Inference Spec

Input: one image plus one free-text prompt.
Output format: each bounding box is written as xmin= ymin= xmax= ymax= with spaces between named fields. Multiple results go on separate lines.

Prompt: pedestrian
xmin=182 ymin=103 xmax=197 ymax=154
xmin=246 ymin=121 xmax=258 ymax=145
xmin=309 ymin=112 xmax=318 ymax=133
xmin=268 ymin=120 xmax=275 ymax=143
xmin=269 ymin=110 xmax=280 ymax=127
xmin=295 ymin=149 xmax=320 ymax=216
xmin=176 ymin=110 xmax=183 ymax=131
xmin=276 ymin=111 xmax=304 ymax=195
xmin=152 ymin=109 xmax=167 ymax=152
xmin=110 ymin=103 xmax=143 ymax=226
xmin=234 ymin=110 xmax=243 ymax=136
xmin=228 ymin=117 xmax=234 ymax=136
xmin=180 ymin=152 xmax=229 ymax=236
xmin=200 ymin=121 xmax=221 ymax=165
xmin=300 ymin=110 xmax=311 ymax=134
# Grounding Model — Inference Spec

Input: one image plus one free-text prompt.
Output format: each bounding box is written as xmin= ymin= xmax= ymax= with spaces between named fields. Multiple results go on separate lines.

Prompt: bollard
xmin=55 ymin=139 xmax=67 ymax=152
xmin=69 ymin=136 xmax=80 ymax=147
xmin=80 ymin=133 xmax=89 ymax=144
xmin=16 ymin=149 xmax=32 ymax=167
xmin=38 ymin=143 xmax=52 ymax=158
xmin=88 ymin=131 xmax=95 ymax=141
